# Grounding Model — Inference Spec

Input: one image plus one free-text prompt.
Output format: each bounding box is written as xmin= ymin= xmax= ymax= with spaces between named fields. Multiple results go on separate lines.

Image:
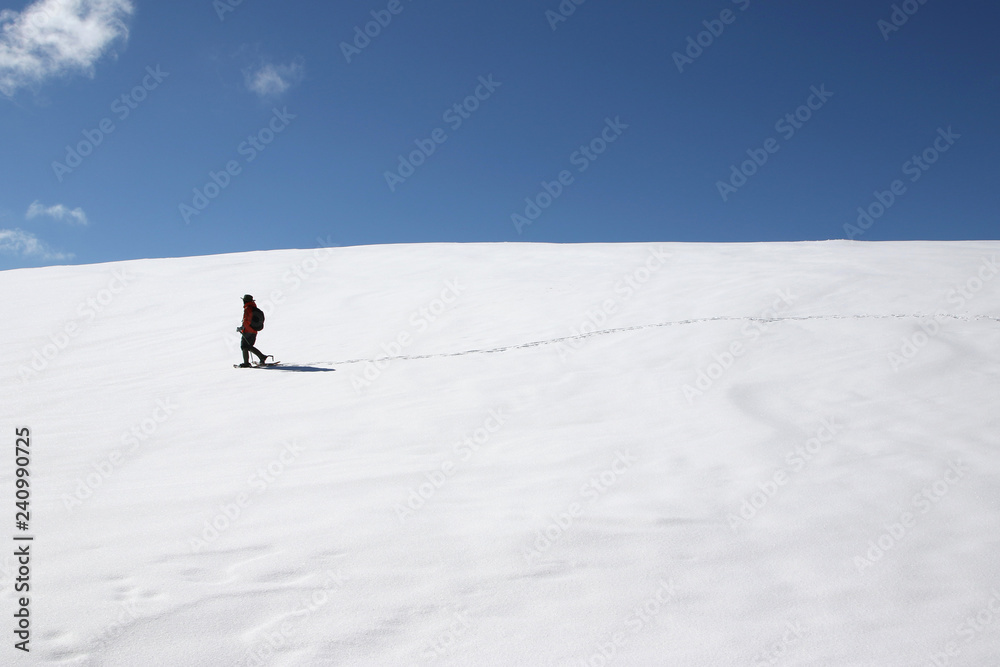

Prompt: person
xmin=237 ymin=294 xmax=270 ymax=367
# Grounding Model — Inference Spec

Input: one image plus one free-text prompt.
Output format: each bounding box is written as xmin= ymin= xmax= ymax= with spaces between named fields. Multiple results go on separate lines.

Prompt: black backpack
xmin=250 ymin=306 xmax=265 ymax=331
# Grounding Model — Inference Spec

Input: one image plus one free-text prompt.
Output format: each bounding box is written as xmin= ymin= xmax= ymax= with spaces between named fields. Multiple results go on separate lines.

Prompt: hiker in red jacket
xmin=237 ymin=294 xmax=270 ymax=367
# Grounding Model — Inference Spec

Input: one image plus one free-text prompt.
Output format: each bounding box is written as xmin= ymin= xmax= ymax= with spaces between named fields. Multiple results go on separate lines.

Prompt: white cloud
xmin=0 ymin=0 xmax=134 ymax=97
xmin=0 ymin=228 xmax=72 ymax=260
xmin=26 ymin=200 xmax=88 ymax=225
xmin=244 ymin=60 xmax=304 ymax=99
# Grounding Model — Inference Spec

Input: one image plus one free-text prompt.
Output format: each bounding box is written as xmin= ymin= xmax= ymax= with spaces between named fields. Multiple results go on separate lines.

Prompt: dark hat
xmin=242 ymin=294 xmax=254 ymax=303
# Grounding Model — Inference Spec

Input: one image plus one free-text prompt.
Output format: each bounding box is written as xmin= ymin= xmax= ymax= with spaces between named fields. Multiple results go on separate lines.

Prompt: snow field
xmin=1 ymin=241 xmax=999 ymax=665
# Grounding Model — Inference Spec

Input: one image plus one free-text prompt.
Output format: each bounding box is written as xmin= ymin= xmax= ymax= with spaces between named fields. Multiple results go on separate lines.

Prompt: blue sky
xmin=1 ymin=0 xmax=997 ymax=268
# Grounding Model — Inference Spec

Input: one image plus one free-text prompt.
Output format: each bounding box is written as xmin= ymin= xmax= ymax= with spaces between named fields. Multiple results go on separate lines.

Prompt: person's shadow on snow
xmin=254 ymin=365 xmax=336 ymax=373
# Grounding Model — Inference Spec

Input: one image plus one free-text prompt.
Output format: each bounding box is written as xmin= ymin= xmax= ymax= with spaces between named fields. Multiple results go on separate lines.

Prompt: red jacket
xmin=242 ymin=301 xmax=258 ymax=334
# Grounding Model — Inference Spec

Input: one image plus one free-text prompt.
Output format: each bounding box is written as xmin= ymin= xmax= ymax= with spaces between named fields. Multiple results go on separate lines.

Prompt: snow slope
xmin=2 ymin=241 xmax=1000 ymax=666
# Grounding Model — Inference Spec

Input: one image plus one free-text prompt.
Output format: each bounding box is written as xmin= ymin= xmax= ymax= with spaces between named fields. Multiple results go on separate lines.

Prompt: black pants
xmin=241 ymin=332 xmax=265 ymax=364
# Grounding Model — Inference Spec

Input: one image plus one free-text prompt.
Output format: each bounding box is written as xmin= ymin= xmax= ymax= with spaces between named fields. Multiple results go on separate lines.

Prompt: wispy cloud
xmin=0 ymin=228 xmax=72 ymax=260
xmin=244 ymin=59 xmax=304 ymax=99
xmin=0 ymin=0 xmax=134 ymax=97
xmin=27 ymin=200 xmax=88 ymax=226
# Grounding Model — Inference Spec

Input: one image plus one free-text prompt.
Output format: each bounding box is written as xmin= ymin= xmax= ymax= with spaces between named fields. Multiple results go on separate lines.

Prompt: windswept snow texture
xmin=3 ymin=241 xmax=1000 ymax=666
